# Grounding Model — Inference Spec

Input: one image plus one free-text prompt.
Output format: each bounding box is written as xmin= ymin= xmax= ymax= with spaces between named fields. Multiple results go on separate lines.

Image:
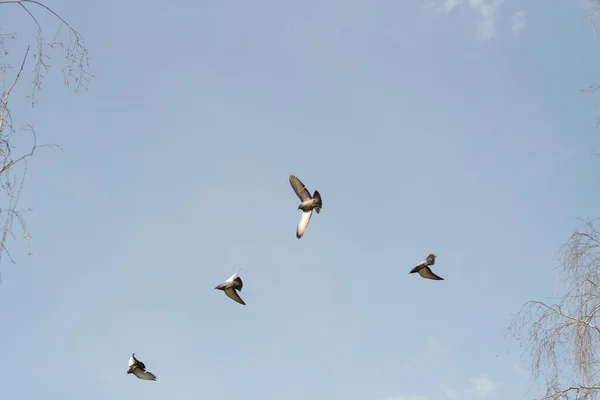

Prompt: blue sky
xmin=1 ymin=0 xmax=599 ymax=399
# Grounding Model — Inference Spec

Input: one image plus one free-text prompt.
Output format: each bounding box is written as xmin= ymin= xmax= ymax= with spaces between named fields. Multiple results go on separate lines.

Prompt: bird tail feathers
xmin=234 ymin=276 xmax=243 ymax=291
xmin=313 ymin=190 xmax=322 ymax=213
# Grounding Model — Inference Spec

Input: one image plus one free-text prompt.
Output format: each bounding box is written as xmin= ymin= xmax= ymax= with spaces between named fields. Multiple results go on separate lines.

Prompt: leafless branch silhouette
xmin=0 ymin=0 xmax=91 ymax=278
xmin=509 ymin=219 xmax=600 ymax=399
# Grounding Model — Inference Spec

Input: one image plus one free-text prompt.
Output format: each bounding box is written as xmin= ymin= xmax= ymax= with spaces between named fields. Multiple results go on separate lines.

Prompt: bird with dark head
xmin=409 ymin=253 xmax=444 ymax=281
xmin=289 ymin=175 xmax=323 ymax=239
xmin=214 ymin=269 xmax=246 ymax=305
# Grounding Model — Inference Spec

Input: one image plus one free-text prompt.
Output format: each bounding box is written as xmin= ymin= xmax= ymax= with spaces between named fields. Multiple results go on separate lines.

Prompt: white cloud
xmin=411 ymin=334 xmax=447 ymax=367
xmin=468 ymin=0 xmax=504 ymax=41
xmin=511 ymin=11 xmax=527 ymax=34
xmin=424 ymin=0 xmax=521 ymax=41
xmin=425 ymin=334 xmax=446 ymax=355
xmin=441 ymin=0 xmax=461 ymax=13
xmin=469 ymin=374 xmax=498 ymax=396
xmin=441 ymin=374 xmax=499 ymax=399
xmin=378 ymin=396 xmax=428 ymax=400
xmin=512 ymin=363 xmax=528 ymax=378
xmin=422 ymin=0 xmax=436 ymax=11
xmin=442 ymin=385 xmax=474 ymax=400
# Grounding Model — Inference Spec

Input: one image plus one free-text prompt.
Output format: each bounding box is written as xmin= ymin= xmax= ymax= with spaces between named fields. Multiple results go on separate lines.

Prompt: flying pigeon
xmin=214 ymin=269 xmax=246 ymax=305
xmin=127 ymin=353 xmax=157 ymax=381
xmin=289 ymin=174 xmax=322 ymax=239
xmin=409 ymin=254 xmax=444 ymax=280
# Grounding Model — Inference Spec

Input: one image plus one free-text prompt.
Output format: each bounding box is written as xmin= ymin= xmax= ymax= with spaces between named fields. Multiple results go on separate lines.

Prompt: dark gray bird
xmin=409 ymin=254 xmax=444 ymax=280
xmin=214 ymin=269 xmax=245 ymax=305
xmin=289 ymin=175 xmax=322 ymax=239
xmin=127 ymin=353 xmax=157 ymax=381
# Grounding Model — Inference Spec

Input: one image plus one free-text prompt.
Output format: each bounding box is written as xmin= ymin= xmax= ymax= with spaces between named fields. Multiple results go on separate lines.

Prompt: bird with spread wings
xmin=127 ymin=353 xmax=157 ymax=381
xmin=214 ymin=269 xmax=246 ymax=305
xmin=409 ymin=254 xmax=444 ymax=281
xmin=289 ymin=175 xmax=322 ymax=239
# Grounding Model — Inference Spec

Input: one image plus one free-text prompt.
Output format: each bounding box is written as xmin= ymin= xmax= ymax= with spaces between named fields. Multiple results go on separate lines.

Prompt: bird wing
xmin=296 ymin=210 xmax=313 ymax=239
xmin=289 ymin=175 xmax=312 ymax=202
xmin=418 ymin=266 xmax=444 ymax=280
xmin=225 ymin=269 xmax=241 ymax=283
xmin=224 ymin=288 xmax=246 ymax=305
xmin=133 ymin=368 xmax=157 ymax=381
xmin=128 ymin=355 xmax=135 ymax=368
xmin=409 ymin=261 xmax=427 ymax=274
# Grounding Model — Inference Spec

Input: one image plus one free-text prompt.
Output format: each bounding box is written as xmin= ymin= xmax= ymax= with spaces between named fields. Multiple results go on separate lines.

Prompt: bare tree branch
xmin=0 ymin=0 xmax=91 ymax=277
xmin=521 ymin=5 xmax=600 ymax=397
xmin=509 ymin=219 xmax=600 ymax=400
xmin=0 ymin=0 xmax=93 ymax=105
xmin=0 ymin=45 xmax=29 ymax=134
xmin=548 ymin=386 xmax=600 ymax=400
